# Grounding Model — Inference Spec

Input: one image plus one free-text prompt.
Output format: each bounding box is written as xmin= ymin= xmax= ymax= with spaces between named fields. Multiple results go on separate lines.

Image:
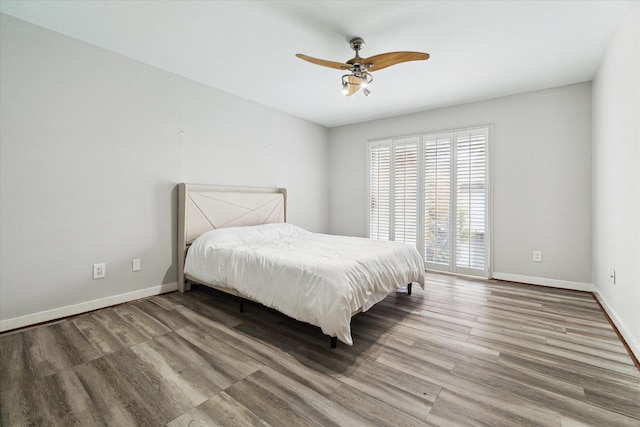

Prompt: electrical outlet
xmin=132 ymin=258 xmax=141 ymax=272
xmin=609 ymin=269 xmax=616 ymax=285
xmin=93 ymin=263 xmax=106 ymax=279
xmin=533 ymin=251 xmax=542 ymax=262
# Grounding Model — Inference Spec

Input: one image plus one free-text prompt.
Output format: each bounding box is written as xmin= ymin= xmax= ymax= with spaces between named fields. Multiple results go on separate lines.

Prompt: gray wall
xmin=328 ymin=83 xmax=593 ymax=289
xmin=0 ymin=14 xmax=329 ymax=328
xmin=592 ymin=4 xmax=640 ymax=358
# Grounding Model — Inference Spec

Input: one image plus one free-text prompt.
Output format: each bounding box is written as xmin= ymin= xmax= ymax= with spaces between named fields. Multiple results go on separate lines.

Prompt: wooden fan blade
xmin=363 ymin=51 xmax=430 ymax=72
xmin=296 ymin=54 xmax=352 ymax=70
xmin=346 ymin=75 xmax=362 ymax=96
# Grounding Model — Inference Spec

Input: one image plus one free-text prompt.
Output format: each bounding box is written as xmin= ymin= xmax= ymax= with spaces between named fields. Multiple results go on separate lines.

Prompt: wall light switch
xmin=533 ymin=251 xmax=542 ymax=262
xmin=609 ymin=269 xmax=616 ymax=284
xmin=132 ymin=259 xmax=141 ymax=272
xmin=93 ymin=263 xmax=106 ymax=279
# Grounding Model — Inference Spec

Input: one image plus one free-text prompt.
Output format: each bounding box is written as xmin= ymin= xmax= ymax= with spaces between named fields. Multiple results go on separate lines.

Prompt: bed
xmin=178 ymin=183 xmax=425 ymax=347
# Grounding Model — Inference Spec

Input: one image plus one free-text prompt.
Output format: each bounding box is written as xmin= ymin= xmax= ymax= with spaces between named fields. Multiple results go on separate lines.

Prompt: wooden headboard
xmin=177 ymin=183 xmax=287 ymax=292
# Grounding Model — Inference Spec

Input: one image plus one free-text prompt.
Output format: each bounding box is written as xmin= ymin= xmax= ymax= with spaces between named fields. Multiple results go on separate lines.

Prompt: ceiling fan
xmin=296 ymin=37 xmax=429 ymax=97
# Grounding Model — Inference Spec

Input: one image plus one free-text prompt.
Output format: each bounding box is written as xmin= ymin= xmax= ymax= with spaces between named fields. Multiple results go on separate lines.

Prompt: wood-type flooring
xmin=1 ymin=273 xmax=639 ymax=426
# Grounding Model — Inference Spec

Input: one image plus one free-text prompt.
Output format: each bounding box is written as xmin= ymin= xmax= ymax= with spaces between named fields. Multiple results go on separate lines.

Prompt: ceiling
xmin=0 ymin=1 xmax=631 ymax=128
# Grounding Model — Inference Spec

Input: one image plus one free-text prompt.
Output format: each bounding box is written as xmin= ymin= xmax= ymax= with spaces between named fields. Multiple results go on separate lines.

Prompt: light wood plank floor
xmin=1 ymin=273 xmax=639 ymax=426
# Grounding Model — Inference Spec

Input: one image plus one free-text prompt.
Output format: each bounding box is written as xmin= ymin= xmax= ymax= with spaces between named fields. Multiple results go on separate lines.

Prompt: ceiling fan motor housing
xmin=349 ymin=37 xmax=365 ymax=52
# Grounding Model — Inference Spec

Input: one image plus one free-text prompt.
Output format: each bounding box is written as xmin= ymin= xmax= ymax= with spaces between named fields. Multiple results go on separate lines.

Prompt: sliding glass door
xmin=368 ymin=127 xmax=490 ymax=277
xmin=425 ymin=128 xmax=489 ymax=276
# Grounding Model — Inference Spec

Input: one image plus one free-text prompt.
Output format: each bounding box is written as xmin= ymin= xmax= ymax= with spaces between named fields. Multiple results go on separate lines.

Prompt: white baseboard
xmin=0 ymin=282 xmax=178 ymax=333
xmin=593 ymin=290 xmax=640 ymax=363
xmin=492 ymin=272 xmax=593 ymax=292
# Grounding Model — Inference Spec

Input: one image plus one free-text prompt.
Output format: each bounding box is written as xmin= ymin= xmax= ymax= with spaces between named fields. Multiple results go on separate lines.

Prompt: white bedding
xmin=184 ymin=223 xmax=425 ymax=345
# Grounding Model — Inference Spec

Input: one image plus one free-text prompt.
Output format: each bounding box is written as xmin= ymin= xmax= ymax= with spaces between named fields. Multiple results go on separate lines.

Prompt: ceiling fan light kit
xmin=342 ymin=72 xmax=373 ymax=96
xmin=296 ymin=37 xmax=429 ymax=97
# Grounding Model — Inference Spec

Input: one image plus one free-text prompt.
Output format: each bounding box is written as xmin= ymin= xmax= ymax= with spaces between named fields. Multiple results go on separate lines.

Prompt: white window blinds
xmin=368 ymin=126 xmax=490 ymax=278
xmin=368 ymin=144 xmax=390 ymax=240
xmin=424 ymin=133 xmax=452 ymax=266
xmin=394 ymin=140 xmax=419 ymax=248
xmin=455 ymin=129 xmax=487 ymax=272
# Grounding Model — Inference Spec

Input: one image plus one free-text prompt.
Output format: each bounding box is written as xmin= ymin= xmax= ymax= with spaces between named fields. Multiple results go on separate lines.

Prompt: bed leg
xmin=330 ymin=336 xmax=337 ymax=349
xmin=408 ymin=283 xmax=412 ymax=295
xmin=239 ymin=298 xmax=245 ymax=313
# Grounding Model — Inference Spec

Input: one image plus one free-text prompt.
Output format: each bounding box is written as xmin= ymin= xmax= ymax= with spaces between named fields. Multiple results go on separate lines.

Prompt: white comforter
xmin=184 ymin=223 xmax=425 ymax=345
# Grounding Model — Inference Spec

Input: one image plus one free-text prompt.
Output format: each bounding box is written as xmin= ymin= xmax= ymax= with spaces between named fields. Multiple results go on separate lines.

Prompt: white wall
xmin=0 ymin=14 xmax=329 ymax=330
xmin=592 ymin=4 xmax=640 ymax=359
xmin=329 ymin=83 xmax=592 ymax=290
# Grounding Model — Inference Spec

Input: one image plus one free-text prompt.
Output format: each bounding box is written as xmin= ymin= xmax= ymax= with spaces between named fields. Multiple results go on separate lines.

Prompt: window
xmin=454 ymin=129 xmax=488 ymax=273
xmin=393 ymin=138 xmax=419 ymax=247
xmin=368 ymin=143 xmax=390 ymax=241
xmin=368 ymin=137 xmax=419 ymax=245
xmin=424 ymin=133 xmax=451 ymax=266
xmin=367 ymin=127 xmax=490 ymax=277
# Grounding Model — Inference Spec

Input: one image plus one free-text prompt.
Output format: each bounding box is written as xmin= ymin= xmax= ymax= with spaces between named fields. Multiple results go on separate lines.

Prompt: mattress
xmin=184 ymin=223 xmax=425 ymax=345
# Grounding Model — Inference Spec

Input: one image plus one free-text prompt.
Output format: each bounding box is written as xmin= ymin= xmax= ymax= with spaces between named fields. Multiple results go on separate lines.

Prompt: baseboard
xmin=0 ymin=282 xmax=178 ymax=333
xmin=593 ymin=290 xmax=640 ymax=365
xmin=492 ymin=272 xmax=593 ymax=292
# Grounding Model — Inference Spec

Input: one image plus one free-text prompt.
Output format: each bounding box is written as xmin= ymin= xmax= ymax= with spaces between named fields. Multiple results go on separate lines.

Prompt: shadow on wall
xmin=162 ymin=184 xmax=178 ymax=285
